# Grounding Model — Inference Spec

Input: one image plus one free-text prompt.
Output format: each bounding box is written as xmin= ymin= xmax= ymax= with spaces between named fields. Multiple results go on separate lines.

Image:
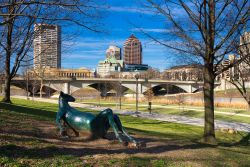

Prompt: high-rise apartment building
xmin=123 ymin=34 xmax=142 ymax=65
xmin=106 ymin=45 xmax=121 ymax=60
xmin=240 ymin=31 xmax=250 ymax=57
xmin=239 ymin=31 xmax=250 ymax=72
xmin=34 ymin=23 xmax=61 ymax=69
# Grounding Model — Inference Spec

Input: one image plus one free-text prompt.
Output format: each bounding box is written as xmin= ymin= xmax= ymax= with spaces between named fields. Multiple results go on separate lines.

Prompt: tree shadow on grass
xmin=0 ymin=143 xmax=211 ymax=159
xmin=0 ymin=102 xmax=56 ymax=120
xmin=238 ymin=133 xmax=250 ymax=145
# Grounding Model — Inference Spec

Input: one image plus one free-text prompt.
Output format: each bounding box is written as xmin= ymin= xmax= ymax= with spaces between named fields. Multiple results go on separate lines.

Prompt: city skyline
xmin=61 ymin=0 xmax=171 ymax=71
xmin=31 ymin=0 xmax=249 ymax=72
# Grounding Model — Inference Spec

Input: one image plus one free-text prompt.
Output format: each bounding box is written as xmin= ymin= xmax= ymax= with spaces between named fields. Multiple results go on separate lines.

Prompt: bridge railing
xmin=13 ymin=75 xmax=205 ymax=82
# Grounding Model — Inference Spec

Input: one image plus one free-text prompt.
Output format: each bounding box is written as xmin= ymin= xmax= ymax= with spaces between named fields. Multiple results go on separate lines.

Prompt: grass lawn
xmin=79 ymin=98 xmax=250 ymax=114
xmin=80 ymin=101 xmax=250 ymax=124
xmin=0 ymin=97 xmax=250 ymax=167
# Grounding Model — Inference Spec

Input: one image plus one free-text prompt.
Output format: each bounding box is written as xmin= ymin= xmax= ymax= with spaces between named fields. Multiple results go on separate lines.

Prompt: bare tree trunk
xmin=32 ymin=86 xmax=35 ymax=100
xmin=3 ymin=75 xmax=11 ymax=103
xmin=203 ymin=65 xmax=216 ymax=144
xmin=2 ymin=14 xmax=13 ymax=103
xmin=40 ymin=79 xmax=43 ymax=98
xmin=2 ymin=52 xmax=11 ymax=102
xmin=247 ymin=100 xmax=250 ymax=112
xmin=200 ymin=0 xmax=217 ymax=144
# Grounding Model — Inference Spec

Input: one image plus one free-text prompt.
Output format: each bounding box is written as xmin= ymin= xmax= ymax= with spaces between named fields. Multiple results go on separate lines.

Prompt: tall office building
xmin=106 ymin=45 xmax=121 ymax=60
xmin=34 ymin=23 xmax=61 ymax=69
xmin=123 ymin=34 xmax=142 ymax=65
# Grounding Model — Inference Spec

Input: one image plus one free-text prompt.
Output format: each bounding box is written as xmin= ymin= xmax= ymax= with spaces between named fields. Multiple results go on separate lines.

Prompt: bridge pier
xmin=140 ymin=83 xmax=143 ymax=94
xmin=189 ymin=85 xmax=193 ymax=93
xmin=64 ymin=82 xmax=70 ymax=94
xmin=100 ymin=89 xmax=108 ymax=97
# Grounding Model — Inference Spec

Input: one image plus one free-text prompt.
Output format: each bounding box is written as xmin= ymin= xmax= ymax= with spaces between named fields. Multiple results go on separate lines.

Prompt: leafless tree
xmin=144 ymin=82 xmax=154 ymax=113
xmin=144 ymin=69 xmax=155 ymax=113
xmin=147 ymin=67 xmax=161 ymax=79
xmin=30 ymin=79 xmax=40 ymax=100
xmin=0 ymin=53 xmax=4 ymax=94
xmin=30 ymin=66 xmax=48 ymax=98
xmin=0 ymin=0 xmax=103 ymax=103
xmin=111 ymin=81 xmax=123 ymax=109
xmin=19 ymin=55 xmax=32 ymax=99
xmin=228 ymin=33 xmax=250 ymax=111
xmin=176 ymin=93 xmax=185 ymax=112
xmin=144 ymin=0 xmax=249 ymax=144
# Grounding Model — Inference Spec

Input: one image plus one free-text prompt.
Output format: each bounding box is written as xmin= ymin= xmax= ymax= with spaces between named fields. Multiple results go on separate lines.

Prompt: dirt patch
xmin=0 ymin=111 xmax=202 ymax=159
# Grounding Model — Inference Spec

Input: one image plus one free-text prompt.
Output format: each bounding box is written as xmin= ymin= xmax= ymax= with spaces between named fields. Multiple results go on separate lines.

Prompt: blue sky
xmin=61 ymin=0 xmax=178 ymax=71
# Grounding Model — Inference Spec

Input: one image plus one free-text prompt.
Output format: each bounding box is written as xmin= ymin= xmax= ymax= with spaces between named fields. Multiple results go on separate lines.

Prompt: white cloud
xmin=106 ymin=6 xmax=154 ymax=15
xmin=63 ymin=54 xmax=103 ymax=60
xmin=63 ymin=37 xmax=125 ymax=49
xmin=132 ymin=28 xmax=170 ymax=33
xmin=79 ymin=50 xmax=104 ymax=54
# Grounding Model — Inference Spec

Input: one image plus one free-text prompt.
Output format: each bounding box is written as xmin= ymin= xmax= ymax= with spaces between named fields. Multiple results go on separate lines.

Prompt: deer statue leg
xmin=113 ymin=114 xmax=136 ymax=143
xmin=62 ymin=116 xmax=79 ymax=137
xmin=56 ymin=110 xmax=67 ymax=136
xmin=93 ymin=108 xmax=124 ymax=143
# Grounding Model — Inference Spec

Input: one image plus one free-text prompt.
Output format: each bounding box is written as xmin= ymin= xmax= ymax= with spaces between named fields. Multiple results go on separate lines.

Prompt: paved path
xmin=12 ymin=96 xmax=250 ymax=132
xmin=83 ymin=102 xmax=250 ymax=118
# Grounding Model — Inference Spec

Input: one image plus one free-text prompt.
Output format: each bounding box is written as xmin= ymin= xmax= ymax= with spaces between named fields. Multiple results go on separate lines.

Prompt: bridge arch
xmin=11 ymin=81 xmax=57 ymax=96
xmin=70 ymin=82 xmax=130 ymax=97
xmin=144 ymin=83 xmax=200 ymax=95
xmin=149 ymin=84 xmax=186 ymax=96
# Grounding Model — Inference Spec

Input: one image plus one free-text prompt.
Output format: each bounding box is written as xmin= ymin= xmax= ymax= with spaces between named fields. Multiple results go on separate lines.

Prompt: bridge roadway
xmin=11 ymin=77 xmax=220 ymax=95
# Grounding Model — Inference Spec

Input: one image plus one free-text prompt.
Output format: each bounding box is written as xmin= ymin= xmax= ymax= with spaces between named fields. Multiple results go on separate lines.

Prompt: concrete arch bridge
xmin=11 ymin=77 xmax=216 ymax=97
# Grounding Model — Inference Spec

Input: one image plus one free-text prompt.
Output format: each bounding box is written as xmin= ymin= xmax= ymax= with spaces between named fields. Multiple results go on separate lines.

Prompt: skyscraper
xmin=123 ymin=34 xmax=142 ymax=65
xmin=106 ymin=45 xmax=121 ymax=60
xmin=34 ymin=23 xmax=61 ymax=69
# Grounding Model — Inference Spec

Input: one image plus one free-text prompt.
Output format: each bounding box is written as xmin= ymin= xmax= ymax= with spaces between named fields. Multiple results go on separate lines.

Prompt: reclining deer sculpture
xmin=56 ymin=91 xmax=140 ymax=147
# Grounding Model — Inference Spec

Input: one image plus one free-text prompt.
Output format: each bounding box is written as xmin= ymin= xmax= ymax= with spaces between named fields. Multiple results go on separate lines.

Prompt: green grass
xmin=79 ymin=99 xmax=250 ymax=113
xmin=0 ymin=97 xmax=250 ymax=166
xmin=80 ymin=101 xmax=250 ymax=124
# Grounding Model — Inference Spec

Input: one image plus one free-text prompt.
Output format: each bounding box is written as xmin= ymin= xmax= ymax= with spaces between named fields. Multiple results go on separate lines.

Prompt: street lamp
xmin=26 ymin=70 xmax=29 ymax=100
xmin=119 ymin=80 xmax=122 ymax=110
xmin=98 ymin=82 xmax=101 ymax=107
xmin=145 ymin=77 xmax=152 ymax=114
xmin=135 ymin=73 xmax=139 ymax=113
